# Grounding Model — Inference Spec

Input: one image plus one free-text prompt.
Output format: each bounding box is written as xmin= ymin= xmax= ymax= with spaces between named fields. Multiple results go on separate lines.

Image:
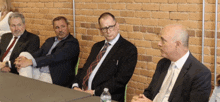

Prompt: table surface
xmin=0 ymin=72 xmax=91 ymax=102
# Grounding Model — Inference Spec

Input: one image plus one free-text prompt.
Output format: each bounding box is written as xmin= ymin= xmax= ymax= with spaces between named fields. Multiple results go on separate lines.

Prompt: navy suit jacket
xmin=0 ymin=30 xmax=40 ymax=74
xmin=74 ymin=35 xmax=137 ymax=102
xmin=143 ymin=53 xmax=211 ymax=102
xmin=32 ymin=34 xmax=79 ymax=88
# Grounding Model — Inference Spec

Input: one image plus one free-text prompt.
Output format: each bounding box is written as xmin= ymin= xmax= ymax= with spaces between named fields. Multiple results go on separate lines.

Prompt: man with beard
xmin=15 ymin=16 xmax=79 ymax=88
xmin=0 ymin=12 xmax=39 ymax=74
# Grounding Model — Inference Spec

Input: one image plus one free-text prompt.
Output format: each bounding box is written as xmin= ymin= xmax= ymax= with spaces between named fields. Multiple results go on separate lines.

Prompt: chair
xmin=75 ymin=58 xmax=80 ymax=75
xmin=124 ymin=84 xmax=127 ymax=102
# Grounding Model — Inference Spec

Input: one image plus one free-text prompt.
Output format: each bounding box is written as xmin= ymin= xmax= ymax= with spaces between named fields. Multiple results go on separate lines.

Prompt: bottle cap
xmin=104 ymin=88 xmax=109 ymax=92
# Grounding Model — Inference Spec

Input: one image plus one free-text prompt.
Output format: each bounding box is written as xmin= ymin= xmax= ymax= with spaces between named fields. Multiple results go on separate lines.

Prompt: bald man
xmin=132 ymin=24 xmax=211 ymax=102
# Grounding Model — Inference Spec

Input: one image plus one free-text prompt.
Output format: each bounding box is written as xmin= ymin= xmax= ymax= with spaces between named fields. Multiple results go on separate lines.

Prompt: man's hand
xmin=0 ymin=62 xmax=6 ymax=69
xmin=73 ymin=87 xmax=83 ymax=92
xmin=85 ymin=90 xmax=95 ymax=95
xmin=1 ymin=67 xmax=11 ymax=72
xmin=15 ymin=56 xmax=32 ymax=69
xmin=131 ymin=94 xmax=152 ymax=102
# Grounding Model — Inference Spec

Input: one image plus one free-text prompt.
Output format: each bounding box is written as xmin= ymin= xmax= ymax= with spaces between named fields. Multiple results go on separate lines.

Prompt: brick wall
xmin=11 ymin=0 xmax=220 ymax=101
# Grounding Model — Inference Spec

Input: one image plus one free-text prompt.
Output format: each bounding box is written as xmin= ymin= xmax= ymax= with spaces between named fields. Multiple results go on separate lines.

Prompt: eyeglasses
xmin=100 ymin=23 xmax=116 ymax=33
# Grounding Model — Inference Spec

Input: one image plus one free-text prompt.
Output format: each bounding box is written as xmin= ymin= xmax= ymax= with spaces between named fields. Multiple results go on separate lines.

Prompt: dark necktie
xmin=82 ymin=43 xmax=110 ymax=90
xmin=1 ymin=37 xmax=18 ymax=61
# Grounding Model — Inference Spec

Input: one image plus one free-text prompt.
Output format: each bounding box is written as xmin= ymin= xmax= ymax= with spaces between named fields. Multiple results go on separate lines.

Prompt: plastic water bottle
xmin=100 ymin=88 xmax=111 ymax=102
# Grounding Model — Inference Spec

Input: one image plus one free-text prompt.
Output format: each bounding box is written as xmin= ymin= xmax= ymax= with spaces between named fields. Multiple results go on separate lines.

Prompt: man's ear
xmin=176 ymin=40 xmax=182 ymax=47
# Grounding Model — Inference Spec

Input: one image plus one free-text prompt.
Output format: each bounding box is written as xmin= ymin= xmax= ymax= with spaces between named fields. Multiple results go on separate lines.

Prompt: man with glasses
xmin=72 ymin=12 xmax=137 ymax=102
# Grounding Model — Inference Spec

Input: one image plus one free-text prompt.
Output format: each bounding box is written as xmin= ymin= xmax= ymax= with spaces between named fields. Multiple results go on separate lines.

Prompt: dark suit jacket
xmin=0 ymin=30 xmax=40 ymax=74
xmin=74 ymin=35 xmax=137 ymax=102
xmin=143 ymin=53 xmax=211 ymax=102
xmin=32 ymin=34 xmax=79 ymax=88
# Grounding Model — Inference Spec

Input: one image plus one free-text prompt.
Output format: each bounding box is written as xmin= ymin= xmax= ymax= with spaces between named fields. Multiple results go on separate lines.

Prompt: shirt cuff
xmin=8 ymin=61 xmax=12 ymax=68
xmin=72 ymin=83 xmax=79 ymax=89
xmin=32 ymin=58 xmax=37 ymax=67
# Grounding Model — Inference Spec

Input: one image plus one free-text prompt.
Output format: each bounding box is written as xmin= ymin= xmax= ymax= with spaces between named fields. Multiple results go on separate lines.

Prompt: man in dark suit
xmin=132 ymin=24 xmax=211 ymax=102
xmin=0 ymin=12 xmax=39 ymax=74
xmin=72 ymin=12 xmax=137 ymax=102
xmin=15 ymin=16 xmax=79 ymax=88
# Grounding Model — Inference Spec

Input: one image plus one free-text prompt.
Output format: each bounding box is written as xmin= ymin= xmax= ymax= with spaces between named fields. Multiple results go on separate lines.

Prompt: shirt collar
xmin=55 ymin=34 xmax=69 ymax=41
xmin=105 ymin=33 xmax=120 ymax=46
xmin=172 ymin=50 xmax=190 ymax=70
xmin=13 ymin=35 xmax=21 ymax=39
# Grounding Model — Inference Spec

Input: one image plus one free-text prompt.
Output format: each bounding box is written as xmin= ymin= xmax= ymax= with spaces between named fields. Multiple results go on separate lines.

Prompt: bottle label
xmin=100 ymin=100 xmax=111 ymax=102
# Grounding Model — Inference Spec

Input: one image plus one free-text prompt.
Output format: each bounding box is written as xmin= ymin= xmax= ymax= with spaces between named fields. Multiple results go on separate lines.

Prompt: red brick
xmin=170 ymin=12 xmax=189 ymax=20
xmin=125 ymin=18 xmax=142 ymax=25
xmin=142 ymin=19 xmax=158 ymax=26
xmin=147 ymin=62 xmax=157 ymax=70
xmin=135 ymin=0 xmax=150 ymax=3
xmin=128 ymin=32 xmax=144 ymax=40
xmin=120 ymin=11 xmax=135 ymax=17
xmin=187 ymin=0 xmax=203 ymax=3
xmin=142 ymin=3 xmax=160 ymax=11
xmin=152 ymin=56 xmax=163 ymax=63
xmin=137 ymin=47 xmax=146 ymax=54
xmin=98 ymin=3 xmax=111 ymax=9
xmin=151 ymin=0 xmax=168 ymax=3
xmin=178 ymin=4 xmax=202 ymax=12
xmin=127 ymin=3 xmax=142 ymax=10
xmin=189 ymin=37 xmax=202 ymax=45
xmin=160 ymin=4 xmax=177 ymax=11
xmin=133 ymin=40 xmax=151 ymax=47
xmin=158 ymin=19 xmax=177 ymax=26
xmin=135 ymin=11 xmax=151 ymax=18
xmin=168 ymin=0 xmax=187 ymax=3
xmin=146 ymin=48 xmax=161 ymax=56
xmin=144 ymin=33 xmax=160 ymax=41
xmin=111 ymin=3 xmax=126 ymax=10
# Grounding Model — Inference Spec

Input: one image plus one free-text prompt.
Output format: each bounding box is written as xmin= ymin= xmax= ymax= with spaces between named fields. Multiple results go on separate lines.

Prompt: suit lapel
xmin=91 ymin=36 xmax=123 ymax=87
xmin=2 ymin=34 xmax=12 ymax=54
xmin=153 ymin=60 xmax=171 ymax=98
xmin=10 ymin=31 xmax=28 ymax=59
xmin=168 ymin=53 xmax=192 ymax=101
xmin=100 ymin=36 xmax=123 ymax=67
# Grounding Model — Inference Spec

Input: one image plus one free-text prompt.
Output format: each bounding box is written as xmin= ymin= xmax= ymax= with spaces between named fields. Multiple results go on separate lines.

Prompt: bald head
xmin=162 ymin=24 xmax=189 ymax=48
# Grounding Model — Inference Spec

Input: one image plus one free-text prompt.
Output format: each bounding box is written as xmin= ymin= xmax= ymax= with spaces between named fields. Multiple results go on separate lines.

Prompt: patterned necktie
xmin=153 ymin=63 xmax=175 ymax=102
xmin=82 ymin=43 xmax=110 ymax=90
xmin=1 ymin=37 xmax=18 ymax=61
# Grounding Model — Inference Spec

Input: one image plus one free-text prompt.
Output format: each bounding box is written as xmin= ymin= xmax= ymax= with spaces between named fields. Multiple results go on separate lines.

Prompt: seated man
xmin=15 ymin=16 xmax=79 ymax=88
xmin=131 ymin=24 xmax=211 ymax=102
xmin=0 ymin=12 xmax=39 ymax=74
xmin=72 ymin=12 xmax=137 ymax=102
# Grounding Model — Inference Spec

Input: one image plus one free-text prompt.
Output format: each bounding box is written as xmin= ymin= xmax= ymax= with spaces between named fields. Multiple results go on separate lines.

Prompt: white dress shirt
xmin=72 ymin=33 xmax=120 ymax=90
xmin=3 ymin=35 xmax=21 ymax=68
xmin=154 ymin=51 xmax=190 ymax=102
xmin=209 ymin=86 xmax=220 ymax=102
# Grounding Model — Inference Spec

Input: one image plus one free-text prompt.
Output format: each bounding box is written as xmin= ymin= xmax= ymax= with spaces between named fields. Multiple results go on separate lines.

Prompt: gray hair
xmin=8 ymin=12 xmax=25 ymax=25
xmin=172 ymin=26 xmax=189 ymax=47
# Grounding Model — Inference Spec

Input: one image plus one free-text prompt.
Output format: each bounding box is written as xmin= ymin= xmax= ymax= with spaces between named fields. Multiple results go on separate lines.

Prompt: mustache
xmin=14 ymin=30 xmax=20 ymax=33
xmin=59 ymin=31 xmax=64 ymax=35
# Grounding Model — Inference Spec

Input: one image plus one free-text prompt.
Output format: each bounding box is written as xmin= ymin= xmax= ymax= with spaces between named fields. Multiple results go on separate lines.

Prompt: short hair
xmin=52 ymin=16 xmax=69 ymax=26
xmin=167 ymin=24 xmax=189 ymax=47
xmin=173 ymin=29 xmax=189 ymax=47
xmin=98 ymin=12 xmax=116 ymax=25
xmin=8 ymin=12 xmax=25 ymax=25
